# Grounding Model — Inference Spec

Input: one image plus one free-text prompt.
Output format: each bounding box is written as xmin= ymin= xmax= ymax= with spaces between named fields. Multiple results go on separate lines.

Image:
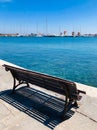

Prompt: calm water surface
xmin=0 ymin=36 xmax=97 ymax=87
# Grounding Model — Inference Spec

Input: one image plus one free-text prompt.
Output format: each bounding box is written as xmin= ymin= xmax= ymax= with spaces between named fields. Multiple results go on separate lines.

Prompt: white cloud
xmin=0 ymin=0 xmax=12 ymax=3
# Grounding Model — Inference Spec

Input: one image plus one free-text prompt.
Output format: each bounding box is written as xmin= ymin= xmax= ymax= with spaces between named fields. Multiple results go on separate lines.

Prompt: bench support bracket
xmin=12 ymin=77 xmax=29 ymax=93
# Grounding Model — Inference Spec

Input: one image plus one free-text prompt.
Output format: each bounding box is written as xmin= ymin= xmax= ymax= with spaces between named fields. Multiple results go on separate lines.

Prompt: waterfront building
xmin=77 ymin=32 xmax=81 ymax=36
xmin=64 ymin=31 xmax=67 ymax=36
xmin=60 ymin=32 xmax=63 ymax=36
xmin=72 ymin=31 xmax=75 ymax=36
xmin=0 ymin=33 xmax=19 ymax=37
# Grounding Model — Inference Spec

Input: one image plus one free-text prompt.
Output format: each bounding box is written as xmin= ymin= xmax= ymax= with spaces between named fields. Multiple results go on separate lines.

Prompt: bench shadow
xmin=0 ymin=86 xmax=75 ymax=129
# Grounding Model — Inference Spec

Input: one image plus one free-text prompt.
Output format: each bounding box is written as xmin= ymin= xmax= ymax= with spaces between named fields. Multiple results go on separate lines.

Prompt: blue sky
xmin=0 ymin=0 xmax=97 ymax=34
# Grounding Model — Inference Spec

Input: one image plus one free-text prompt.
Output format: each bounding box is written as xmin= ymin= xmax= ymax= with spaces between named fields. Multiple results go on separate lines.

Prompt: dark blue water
xmin=0 ymin=36 xmax=97 ymax=87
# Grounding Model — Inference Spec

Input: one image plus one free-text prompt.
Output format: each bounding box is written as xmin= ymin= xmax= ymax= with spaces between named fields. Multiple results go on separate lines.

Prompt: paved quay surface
xmin=0 ymin=59 xmax=97 ymax=130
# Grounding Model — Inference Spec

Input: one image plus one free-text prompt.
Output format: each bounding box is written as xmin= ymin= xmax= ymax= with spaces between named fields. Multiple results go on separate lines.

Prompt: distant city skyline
xmin=0 ymin=0 xmax=97 ymax=35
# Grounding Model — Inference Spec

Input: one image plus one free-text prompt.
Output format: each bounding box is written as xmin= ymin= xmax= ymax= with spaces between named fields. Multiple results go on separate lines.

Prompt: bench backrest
xmin=3 ymin=64 xmax=79 ymax=100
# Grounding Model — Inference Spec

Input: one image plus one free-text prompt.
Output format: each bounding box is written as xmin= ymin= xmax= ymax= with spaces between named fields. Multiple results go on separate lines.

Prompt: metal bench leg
xmin=12 ymin=77 xmax=16 ymax=93
xmin=12 ymin=78 xmax=30 ymax=93
xmin=63 ymin=96 xmax=68 ymax=118
xmin=73 ymin=101 xmax=78 ymax=108
xmin=26 ymin=82 xmax=30 ymax=87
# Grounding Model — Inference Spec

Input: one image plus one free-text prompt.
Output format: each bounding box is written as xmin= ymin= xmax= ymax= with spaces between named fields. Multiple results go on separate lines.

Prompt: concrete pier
xmin=0 ymin=59 xmax=97 ymax=130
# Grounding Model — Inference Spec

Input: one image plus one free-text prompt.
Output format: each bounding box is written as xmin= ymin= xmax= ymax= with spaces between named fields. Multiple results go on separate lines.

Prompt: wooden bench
xmin=3 ymin=64 xmax=86 ymax=118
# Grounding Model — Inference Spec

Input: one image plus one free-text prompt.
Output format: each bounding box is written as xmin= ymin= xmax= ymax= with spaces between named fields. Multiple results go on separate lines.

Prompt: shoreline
xmin=0 ymin=35 xmax=97 ymax=38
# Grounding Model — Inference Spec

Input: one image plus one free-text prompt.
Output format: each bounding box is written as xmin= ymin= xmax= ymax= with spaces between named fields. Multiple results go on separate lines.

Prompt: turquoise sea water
xmin=0 ymin=36 xmax=97 ymax=87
